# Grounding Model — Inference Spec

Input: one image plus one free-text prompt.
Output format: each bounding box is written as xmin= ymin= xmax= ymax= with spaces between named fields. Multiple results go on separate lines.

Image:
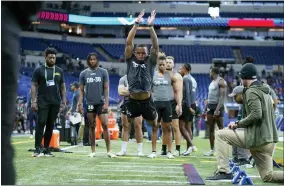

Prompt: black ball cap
xmin=239 ymin=63 xmax=257 ymax=80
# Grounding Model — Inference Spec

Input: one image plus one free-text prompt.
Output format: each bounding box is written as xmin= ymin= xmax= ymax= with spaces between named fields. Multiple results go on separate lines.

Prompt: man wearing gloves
xmin=206 ymin=63 xmax=283 ymax=183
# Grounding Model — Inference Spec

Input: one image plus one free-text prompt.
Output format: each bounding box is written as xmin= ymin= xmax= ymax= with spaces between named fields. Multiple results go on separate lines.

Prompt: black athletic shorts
xmin=171 ymin=100 xmax=179 ymax=120
xmin=126 ymin=96 xmax=157 ymax=121
xmin=120 ymin=101 xmax=128 ymax=115
xmin=179 ymin=103 xmax=196 ymax=123
xmin=207 ymin=104 xmax=224 ymax=117
xmin=155 ymin=101 xmax=172 ymax=123
xmin=86 ymin=104 xmax=107 ymax=115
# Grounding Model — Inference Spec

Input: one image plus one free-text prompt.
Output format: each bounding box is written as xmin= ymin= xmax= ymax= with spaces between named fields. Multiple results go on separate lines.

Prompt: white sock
xmin=137 ymin=143 xmax=143 ymax=153
xmin=121 ymin=141 xmax=128 ymax=152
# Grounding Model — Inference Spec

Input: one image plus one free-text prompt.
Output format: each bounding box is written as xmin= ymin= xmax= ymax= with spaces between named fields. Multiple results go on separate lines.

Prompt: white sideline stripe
xmin=100 ymin=162 xmax=182 ymax=166
xmin=73 ymin=179 xmax=188 ymax=184
xmin=82 ymin=173 xmax=185 ymax=178
xmin=76 ymin=169 xmax=182 ymax=173
xmin=61 ymin=140 xmax=103 ymax=150
xmin=95 ymin=165 xmax=182 ymax=169
xmin=206 ymin=175 xmax=261 ymax=182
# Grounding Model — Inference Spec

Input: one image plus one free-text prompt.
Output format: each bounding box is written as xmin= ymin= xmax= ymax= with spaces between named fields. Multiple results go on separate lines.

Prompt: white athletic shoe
xmin=173 ymin=150 xmax=180 ymax=156
xmin=29 ymin=134 xmax=34 ymax=139
xmin=183 ymin=146 xmax=194 ymax=156
xmin=137 ymin=151 xmax=144 ymax=157
xmin=116 ymin=151 xmax=126 ymax=156
xmin=204 ymin=150 xmax=215 ymax=157
xmin=147 ymin=152 xmax=157 ymax=158
xmin=192 ymin=146 xmax=198 ymax=152
xmin=107 ymin=152 xmax=117 ymax=158
xmin=88 ymin=152 xmax=96 ymax=157
xmin=167 ymin=152 xmax=174 ymax=159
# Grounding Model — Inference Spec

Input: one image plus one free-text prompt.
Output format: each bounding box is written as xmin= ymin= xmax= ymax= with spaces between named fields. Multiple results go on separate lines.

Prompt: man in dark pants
xmin=2 ymin=2 xmax=42 ymax=184
xmin=31 ymin=47 xmax=67 ymax=157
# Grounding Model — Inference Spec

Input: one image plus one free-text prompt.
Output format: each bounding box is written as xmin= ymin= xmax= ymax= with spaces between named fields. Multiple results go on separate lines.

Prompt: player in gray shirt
xmin=152 ymin=55 xmax=182 ymax=159
xmin=77 ymin=52 xmax=116 ymax=158
xmin=117 ymin=75 xmax=144 ymax=156
xmin=179 ymin=63 xmax=198 ymax=156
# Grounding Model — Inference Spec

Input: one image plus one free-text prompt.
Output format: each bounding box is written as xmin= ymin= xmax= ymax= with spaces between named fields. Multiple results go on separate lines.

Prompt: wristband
xmin=134 ymin=21 xmax=140 ymax=26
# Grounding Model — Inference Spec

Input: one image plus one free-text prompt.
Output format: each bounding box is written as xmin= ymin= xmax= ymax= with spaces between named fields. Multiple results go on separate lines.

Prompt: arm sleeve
xmin=238 ymin=92 xmax=262 ymax=128
xmin=103 ymin=69 xmax=109 ymax=83
xmin=31 ymin=68 xmax=40 ymax=83
xmin=79 ymin=71 xmax=85 ymax=85
xmin=184 ymin=78 xmax=192 ymax=108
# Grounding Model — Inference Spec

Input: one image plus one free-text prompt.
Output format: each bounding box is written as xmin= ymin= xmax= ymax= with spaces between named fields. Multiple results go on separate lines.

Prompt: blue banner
xmin=67 ymin=14 xmax=283 ymax=27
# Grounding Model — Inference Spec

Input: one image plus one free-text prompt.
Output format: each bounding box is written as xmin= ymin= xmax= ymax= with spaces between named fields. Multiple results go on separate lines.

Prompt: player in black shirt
xmin=31 ymin=48 xmax=67 ymax=157
xmin=125 ymin=9 xmax=159 ymax=158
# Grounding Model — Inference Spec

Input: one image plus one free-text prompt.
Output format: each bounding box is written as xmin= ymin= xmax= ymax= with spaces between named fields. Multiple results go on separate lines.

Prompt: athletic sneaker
xmin=107 ymin=152 xmax=117 ymax=158
xmin=32 ymin=148 xmax=44 ymax=157
xmin=147 ymin=152 xmax=157 ymax=158
xmin=88 ymin=152 xmax=96 ymax=157
xmin=173 ymin=150 xmax=180 ymax=156
xmin=137 ymin=151 xmax=144 ymax=157
xmin=160 ymin=150 xmax=167 ymax=156
xmin=167 ymin=152 xmax=174 ymax=159
xmin=205 ymin=172 xmax=234 ymax=180
xmin=192 ymin=146 xmax=198 ymax=152
xmin=204 ymin=150 xmax=215 ymax=156
xmin=29 ymin=135 xmax=34 ymax=139
xmin=116 ymin=151 xmax=126 ymax=156
xmin=183 ymin=146 xmax=194 ymax=156
xmin=44 ymin=150 xmax=55 ymax=157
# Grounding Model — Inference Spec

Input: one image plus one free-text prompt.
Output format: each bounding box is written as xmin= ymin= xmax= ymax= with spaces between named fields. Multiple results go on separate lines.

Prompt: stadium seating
xmin=20 ymin=37 xmax=284 ymax=64
xmin=90 ymin=12 xmax=284 ymax=18
xmin=240 ymin=46 xmax=284 ymax=65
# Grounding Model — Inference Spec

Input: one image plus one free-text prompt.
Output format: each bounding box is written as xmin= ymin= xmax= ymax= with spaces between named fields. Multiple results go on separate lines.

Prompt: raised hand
xmin=136 ymin=9 xmax=145 ymax=24
xmin=147 ymin=10 xmax=156 ymax=26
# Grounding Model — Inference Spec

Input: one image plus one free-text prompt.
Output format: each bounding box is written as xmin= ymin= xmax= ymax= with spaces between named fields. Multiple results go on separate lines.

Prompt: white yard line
xmin=73 ymin=179 xmax=188 ymax=184
xmin=61 ymin=140 xmax=102 ymax=150
xmin=80 ymin=173 xmax=186 ymax=178
xmin=93 ymin=164 xmax=182 ymax=169
xmin=76 ymin=169 xmax=182 ymax=174
xmin=100 ymin=161 xmax=182 ymax=166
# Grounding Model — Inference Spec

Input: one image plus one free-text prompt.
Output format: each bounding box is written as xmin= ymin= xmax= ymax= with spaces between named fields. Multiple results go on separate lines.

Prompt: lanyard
xmin=45 ymin=63 xmax=55 ymax=84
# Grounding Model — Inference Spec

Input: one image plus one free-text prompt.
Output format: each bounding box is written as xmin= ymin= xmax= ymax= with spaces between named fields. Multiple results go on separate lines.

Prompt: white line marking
xmin=61 ymin=140 xmax=102 ymax=150
xmin=94 ymin=164 xmax=182 ymax=169
xmin=100 ymin=162 xmax=182 ymax=166
xmin=82 ymin=173 xmax=186 ymax=178
xmin=75 ymin=169 xmax=182 ymax=174
xmin=206 ymin=175 xmax=261 ymax=182
xmin=73 ymin=179 xmax=188 ymax=184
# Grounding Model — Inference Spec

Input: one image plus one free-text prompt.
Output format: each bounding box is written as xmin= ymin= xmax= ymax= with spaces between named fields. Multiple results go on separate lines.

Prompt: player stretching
xmin=117 ymin=75 xmax=144 ymax=156
xmin=77 ymin=53 xmax=116 ymax=158
xmin=125 ymin=9 xmax=159 ymax=158
xmin=179 ymin=63 xmax=198 ymax=156
xmin=159 ymin=56 xmax=183 ymax=156
xmin=153 ymin=55 xmax=182 ymax=159
xmin=204 ymin=67 xmax=227 ymax=156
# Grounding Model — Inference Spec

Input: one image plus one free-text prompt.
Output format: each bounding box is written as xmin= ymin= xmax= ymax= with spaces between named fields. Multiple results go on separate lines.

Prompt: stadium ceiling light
xmin=208 ymin=1 xmax=220 ymax=19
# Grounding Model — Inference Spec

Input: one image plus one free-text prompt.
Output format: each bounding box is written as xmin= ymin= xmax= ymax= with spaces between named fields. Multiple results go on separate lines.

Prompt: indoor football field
xmin=12 ymin=133 xmax=283 ymax=185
